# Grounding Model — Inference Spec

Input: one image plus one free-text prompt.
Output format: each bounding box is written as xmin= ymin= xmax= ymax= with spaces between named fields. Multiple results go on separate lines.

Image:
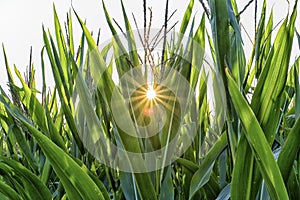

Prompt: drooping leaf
xmin=0 ymin=181 xmax=22 ymax=200
xmin=0 ymin=96 xmax=107 ymax=200
xmin=0 ymin=157 xmax=52 ymax=200
xmin=227 ymin=68 xmax=289 ymax=200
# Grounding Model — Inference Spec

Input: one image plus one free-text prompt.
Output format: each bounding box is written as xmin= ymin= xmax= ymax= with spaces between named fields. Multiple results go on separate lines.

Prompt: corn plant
xmin=0 ymin=0 xmax=299 ymax=199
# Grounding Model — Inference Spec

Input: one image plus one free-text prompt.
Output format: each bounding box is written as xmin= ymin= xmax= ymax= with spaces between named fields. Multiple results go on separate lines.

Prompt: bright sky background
xmin=0 ymin=0 xmax=298 ymax=92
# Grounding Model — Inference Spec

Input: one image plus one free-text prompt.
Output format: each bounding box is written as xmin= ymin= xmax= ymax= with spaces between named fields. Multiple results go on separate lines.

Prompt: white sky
xmin=0 ymin=0 xmax=298 ymax=92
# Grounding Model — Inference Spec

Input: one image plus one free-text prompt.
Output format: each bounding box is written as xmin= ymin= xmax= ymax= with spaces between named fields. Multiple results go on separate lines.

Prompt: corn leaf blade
xmin=227 ymin=69 xmax=289 ymax=200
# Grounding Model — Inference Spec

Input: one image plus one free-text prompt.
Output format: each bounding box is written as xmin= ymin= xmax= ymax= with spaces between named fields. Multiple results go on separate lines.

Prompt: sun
xmin=146 ymin=85 xmax=156 ymax=100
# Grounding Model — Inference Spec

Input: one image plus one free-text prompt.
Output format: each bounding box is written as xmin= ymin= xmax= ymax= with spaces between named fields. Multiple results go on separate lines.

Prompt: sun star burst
xmin=146 ymin=85 xmax=156 ymax=100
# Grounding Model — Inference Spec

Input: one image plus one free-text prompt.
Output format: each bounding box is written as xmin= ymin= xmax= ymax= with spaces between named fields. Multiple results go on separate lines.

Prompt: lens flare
xmin=146 ymin=85 xmax=156 ymax=100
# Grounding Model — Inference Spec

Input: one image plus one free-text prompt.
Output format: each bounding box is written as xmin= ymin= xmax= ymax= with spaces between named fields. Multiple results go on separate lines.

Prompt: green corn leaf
xmin=159 ymin=166 xmax=174 ymax=200
xmin=0 ymin=181 xmax=22 ymax=200
xmin=227 ymin=0 xmax=242 ymax=44
xmin=226 ymin=68 xmax=289 ymax=200
xmin=14 ymin=66 xmax=46 ymax=133
xmin=0 ymin=157 xmax=53 ymax=200
xmin=73 ymin=9 xmax=114 ymax=101
xmin=209 ymin=0 xmax=230 ymax=82
xmin=41 ymin=47 xmax=47 ymax=101
xmin=215 ymin=184 xmax=230 ymax=200
xmin=1 ymin=1 xmax=299 ymax=200
xmin=74 ymin=158 xmax=111 ymax=200
xmin=252 ymin=4 xmax=297 ymax=144
xmin=0 ymin=164 xmax=38 ymax=199
xmin=252 ymin=3 xmax=297 ymax=196
xmin=296 ymin=29 xmax=300 ymax=49
xmin=40 ymin=158 xmax=52 ymax=185
xmin=76 ymin=31 xmax=86 ymax=68
xmin=189 ymin=133 xmax=227 ymax=199
xmin=190 ymin=13 xmax=205 ymax=89
xmin=77 ymin=48 xmax=157 ymax=200
xmin=53 ymin=4 xmax=67 ymax=68
xmin=228 ymin=0 xmax=245 ymax=88
xmin=111 ymin=38 xmax=132 ymax=77
xmin=176 ymin=158 xmax=199 ymax=174
xmin=74 ymin=11 xmax=157 ymax=200
xmin=206 ymin=29 xmax=216 ymax=64
xmin=120 ymin=172 xmax=139 ymax=200
xmin=53 ymin=5 xmax=71 ymax=94
xmin=232 ymin=3 xmax=297 ymax=198
xmin=101 ymin=0 xmax=118 ymax=36
xmin=230 ymin=133 xmax=253 ymax=199
xmin=230 ymin=32 xmax=246 ymax=88
xmin=180 ymin=16 xmax=195 ymax=80
xmin=254 ymin=0 xmax=267 ymax=78
xmin=120 ymin=0 xmax=140 ymax=66
xmin=49 ymin=32 xmax=71 ymax=101
xmin=277 ymin=116 xmax=300 ymax=182
xmin=1 ymin=172 xmax=29 ymax=199
xmin=0 ymin=98 xmax=106 ymax=200
xmin=43 ymin=27 xmax=85 ymax=153
xmin=179 ymin=0 xmax=194 ymax=36
xmin=11 ymin=125 xmax=37 ymax=171
xmin=294 ymin=59 xmax=300 ymax=119
xmin=102 ymin=0 xmax=131 ymax=77
xmin=244 ymin=8 xmax=273 ymax=91
xmin=67 ymin=9 xmax=75 ymax=56
xmin=258 ymin=9 xmax=273 ymax=79
xmin=2 ymin=45 xmax=23 ymax=109
xmin=13 ymin=66 xmax=66 ymax=151
xmin=101 ymin=42 xmax=113 ymax=61
xmin=2 ymin=45 xmax=15 ymax=87
xmin=173 ymin=0 xmax=194 ymax=55
xmin=0 ymin=100 xmax=37 ymax=171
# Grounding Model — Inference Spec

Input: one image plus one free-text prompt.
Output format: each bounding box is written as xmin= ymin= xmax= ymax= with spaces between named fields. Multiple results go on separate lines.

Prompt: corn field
xmin=0 ymin=0 xmax=299 ymax=199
